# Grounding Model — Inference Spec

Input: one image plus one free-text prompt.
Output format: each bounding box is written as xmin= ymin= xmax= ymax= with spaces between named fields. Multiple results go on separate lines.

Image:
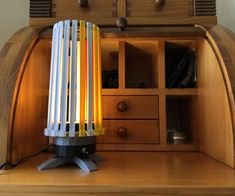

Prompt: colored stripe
xmin=87 ymin=22 xmax=93 ymax=135
xmin=93 ymin=25 xmax=99 ymax=135
xmin=79 ymin=20 xmax=86 ymax=137
xmin=97 ymin=27 xmax=104 ymax=134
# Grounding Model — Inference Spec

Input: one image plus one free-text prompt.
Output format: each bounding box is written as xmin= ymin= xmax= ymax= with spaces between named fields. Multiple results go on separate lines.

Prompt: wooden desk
xmin=0 ymin=152 xmax=235 ymax=195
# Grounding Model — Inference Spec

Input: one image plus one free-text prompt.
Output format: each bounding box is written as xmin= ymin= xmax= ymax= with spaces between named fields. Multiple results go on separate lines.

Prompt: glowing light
xmin=44 ymin=20 xmax=104 ymax=138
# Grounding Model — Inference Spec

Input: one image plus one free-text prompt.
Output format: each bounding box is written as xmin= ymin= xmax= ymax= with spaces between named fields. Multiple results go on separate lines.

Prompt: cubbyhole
xmin=125 ymin=41 xmax=158 ymax=88
xmin=166 ymin=96 xmax=195 ymax=144
xmin=165 ymin=41 xmax=197 ymax=88
xmin=101 ymin=41 xmax=119 ymax=88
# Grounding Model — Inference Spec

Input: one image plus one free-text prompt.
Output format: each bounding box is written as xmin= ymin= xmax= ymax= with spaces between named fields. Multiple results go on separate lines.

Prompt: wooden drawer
xmin=56 ymin=0 xmax=116 ymax=21
xmin=97 ymin=120 xmax=160 ymax=144
xmin=102 ymin=96 xmax=159 ymax=119
xmin=127 ymin=0 xmax=193 ymax=18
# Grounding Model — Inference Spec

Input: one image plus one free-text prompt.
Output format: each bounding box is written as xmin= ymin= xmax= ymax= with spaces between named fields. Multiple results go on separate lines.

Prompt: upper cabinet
xmin=30 ymin=0 xmax=117 ymax=25
xmin=127 ymin=0 xmax=192 ymax=18
xmin=124 ymin=0 xmax=216 ymax=26
xmin=29 ymin=0 xmax=217 ymax=27
xmin=55 ymin=0 xmax=116 ymax=24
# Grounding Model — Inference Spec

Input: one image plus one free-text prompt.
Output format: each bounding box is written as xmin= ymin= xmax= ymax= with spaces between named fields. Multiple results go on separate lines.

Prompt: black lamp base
xmin=37 ymin=137 xmax=104 ymax=172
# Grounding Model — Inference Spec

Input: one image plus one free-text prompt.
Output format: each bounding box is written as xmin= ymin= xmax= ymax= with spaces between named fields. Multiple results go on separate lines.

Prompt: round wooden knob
xmin=117 ymin=101 xmax=128 ymax=112
xmin=79 ymin=0 xmax=88 ymax=7
xmin=116 ymin=17 xmax=128 ymax=31
xmin=117 ymin=127 xmax=128 ymax=138
xmin=155 ymin=0 xmax=166 ymax=7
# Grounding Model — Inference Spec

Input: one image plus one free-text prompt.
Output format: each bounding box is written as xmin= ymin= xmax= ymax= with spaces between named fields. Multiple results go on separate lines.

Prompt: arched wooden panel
xmin=196 ymin=39 xmax=234 ymax=167
xmin=195 ymin=25 xmax=235 ymax=168
xmin=0 ymin=27 xmax=47 ymax=165
xmin=11 ymin=39 xmax=51 ymax=163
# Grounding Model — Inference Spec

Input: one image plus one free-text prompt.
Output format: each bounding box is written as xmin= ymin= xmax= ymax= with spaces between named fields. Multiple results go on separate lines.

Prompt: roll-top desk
xmin=1 ymin=0 xmax=235 ymax=195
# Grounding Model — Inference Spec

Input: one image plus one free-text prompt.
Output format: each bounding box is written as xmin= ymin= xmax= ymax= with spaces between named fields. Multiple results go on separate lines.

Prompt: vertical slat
xmin=117 ymin=0 xmax=127 ymax=17
xmin=119 ymin=42 xmax=125 ymax=89
xmin=60 ymin=20 xmax=70 ymax=137
xmin=46 ymin=23 xmax=58 ymax=134
xmin=97 ymin=27 xmax=104 ymax=134
xmin=93 ymin=25 xmax=98 ymax=135
xmin=45 ymin=20 xmax=104 ymax=137
xmin=79 ymin=21 xmax=86 ymax=137
xmin=87 ymin=22 xmax=93 ymax=135
xmin=53 ymin=21 xmax=64 ymax=135
xmin=76 ymin=31 xmax=81 ymax=128
xmin=69 ymin=20 xmax=78 ymax=137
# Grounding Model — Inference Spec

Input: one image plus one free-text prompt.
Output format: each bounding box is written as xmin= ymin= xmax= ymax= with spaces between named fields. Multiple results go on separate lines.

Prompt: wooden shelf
xmin=97 ymin=143 xmax=198 ymax=151
xmin=0 ymin=152 xmax=235 ymax=195
xmin=164 ymin=88 xmax=197 ymax=95
xmin=102 ymin=88 xmax=197 ymax=96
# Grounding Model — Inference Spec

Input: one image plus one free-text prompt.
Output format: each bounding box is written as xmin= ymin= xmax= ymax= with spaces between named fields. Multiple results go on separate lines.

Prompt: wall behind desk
xmin=0 ymin=0 xmax=28 ymax=49
xmin=217 ymin=0 xmax=235 ymax=32
xmin=0 ymin=0 xmax=234 ymax=50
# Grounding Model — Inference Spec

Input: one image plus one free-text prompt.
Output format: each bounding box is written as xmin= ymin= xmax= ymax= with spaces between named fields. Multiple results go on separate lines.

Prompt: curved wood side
xmin=11 ymin=39 xmax=51 ymax=163
xmin=0 ymin=27 xmax=47 ymax=165
xmin=205 ymin=25 xmax=235 ymax=128
xmin=196 ymin=25 xmax=235 ymax=167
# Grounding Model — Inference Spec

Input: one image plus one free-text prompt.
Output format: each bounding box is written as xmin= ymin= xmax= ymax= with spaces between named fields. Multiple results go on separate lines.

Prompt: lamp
xmin=37 ymin=20 xmax=104 ymax=172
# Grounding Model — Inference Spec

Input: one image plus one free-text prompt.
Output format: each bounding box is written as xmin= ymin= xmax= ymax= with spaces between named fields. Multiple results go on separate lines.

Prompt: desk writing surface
xmin=0 ymin=152 xmax=235 ymax=195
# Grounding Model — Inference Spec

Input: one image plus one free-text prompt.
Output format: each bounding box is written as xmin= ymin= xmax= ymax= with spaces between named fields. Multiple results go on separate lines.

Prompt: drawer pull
xmin=117 ymin=127 xmax=128 ymax=138
xmin=155 ymin=0 xmax=166 ymax=7
xmin=117 ymin=101 xmax=128 ymax=112
xmin=79 ymin=0 xmax=88 ymax=8
xmin=116 ymin=17 xmax=128 ymax=31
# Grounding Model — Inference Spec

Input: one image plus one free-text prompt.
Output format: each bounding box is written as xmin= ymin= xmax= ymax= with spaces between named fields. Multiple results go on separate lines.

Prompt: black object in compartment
xmin=102 ymin=70 xmax=118 ymax=88
xmin=165 ymin=42 xmax=197 ymax=88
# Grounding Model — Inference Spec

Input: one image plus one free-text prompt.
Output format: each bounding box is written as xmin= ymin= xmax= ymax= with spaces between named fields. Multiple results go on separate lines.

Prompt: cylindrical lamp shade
xmin=45 ymin=20 xmax=104 ymax=138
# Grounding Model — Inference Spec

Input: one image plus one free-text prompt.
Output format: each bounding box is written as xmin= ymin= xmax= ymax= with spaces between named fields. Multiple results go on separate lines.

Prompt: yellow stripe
xmin=93 ymin=25 xmax=98 ymax=135
xmin=97 ymin=27 xmax=104 ymax=135
xmin=79 ymin=20 xmax=86 ymax=137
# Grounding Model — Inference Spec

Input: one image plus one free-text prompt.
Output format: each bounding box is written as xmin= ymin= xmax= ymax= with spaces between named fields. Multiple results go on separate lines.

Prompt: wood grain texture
xmin=97 ymin=120 xmax=160 ymax=144
xmin=102 ymin=88 xmax=198 ymax=96
xmin=97 ymin=143 xmax=197 ymax=151
xmin=40 ymin=26 xmax=206 ymax=39
xmin=102 ymin=95 xmax=159 ymax=119
xmin=30 ymin=16 xmax=217 ymax=27
xmin=0 ymin=152 xmax=235 ymax=195
xmin=127 ymin=16 xmax=217 ymax=26
xmin=29 ymin=0 xmax=217 ymax=26
xmin=205 ymin=25 xmax=235 ymax=133
xmin=118 ymin=41 xmax=125 ymax=89
xmin=127 ymin=0 xmax=193 ymax=17
xmin=55 ymin=0 xmax=115 ymax=21
xmin=196 ymin=38 xmax=234 ymax=168
xmin=11 ymin=40 xmax=50 ymax=163
xmin=0 ymin=27 xmax=46 ymax=165
xmin=117 ymin=0 xmax=127 ymax=17
xmin=193 ymin=25 xmax=235 ymax=168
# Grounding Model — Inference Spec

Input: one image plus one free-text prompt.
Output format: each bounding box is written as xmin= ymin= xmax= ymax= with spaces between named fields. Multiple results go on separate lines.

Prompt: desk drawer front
xmin=98 ymin=120 xmax=160 ymax=144
xmin=103 ymin=96 xmax=159 ymax=119
xmin=127 ymin=0 xmax=192 ymax=18
xmin=56 ymin=0 xmax=116 ymax=21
